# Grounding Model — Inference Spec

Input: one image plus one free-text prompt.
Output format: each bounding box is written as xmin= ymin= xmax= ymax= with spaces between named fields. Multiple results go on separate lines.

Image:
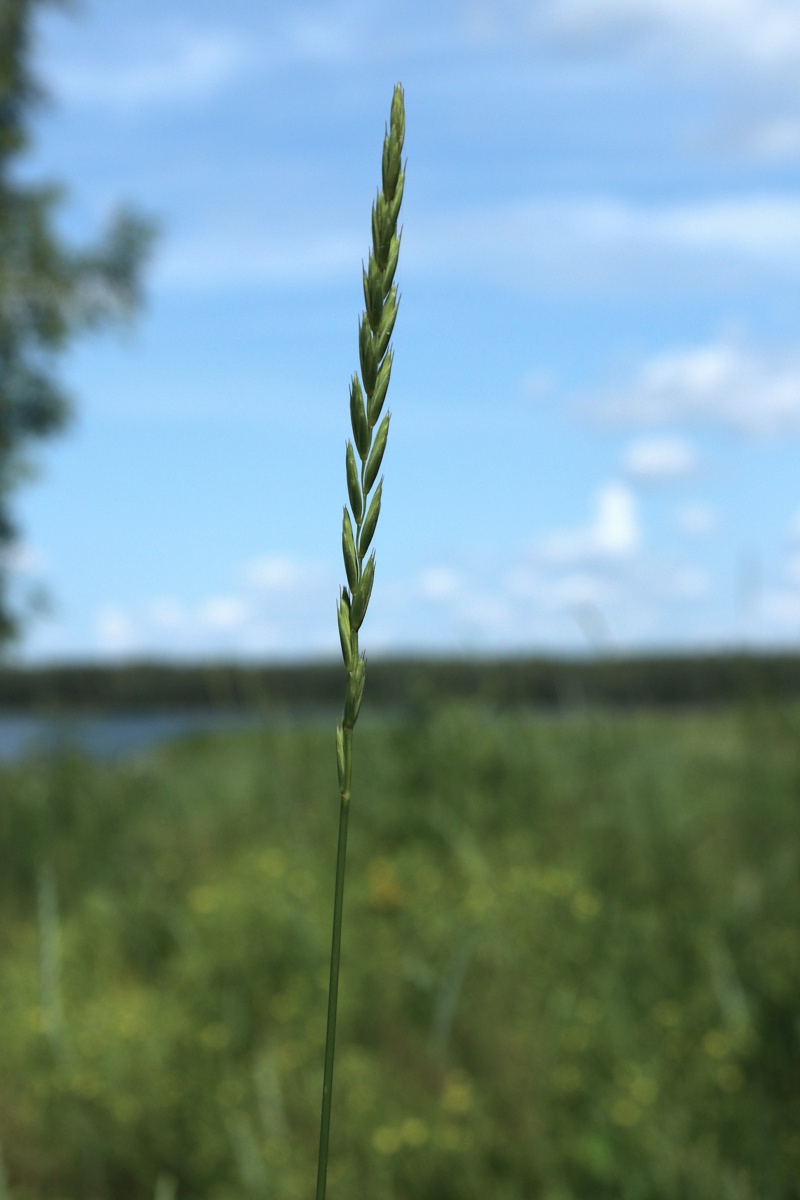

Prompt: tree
xmin=0 ymin=0 xmax=155 ymax=644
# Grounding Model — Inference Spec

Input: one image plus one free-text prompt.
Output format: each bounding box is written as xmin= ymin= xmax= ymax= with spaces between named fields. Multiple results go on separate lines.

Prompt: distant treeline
xmin=1 ymin=652 xmax=800 ymax=712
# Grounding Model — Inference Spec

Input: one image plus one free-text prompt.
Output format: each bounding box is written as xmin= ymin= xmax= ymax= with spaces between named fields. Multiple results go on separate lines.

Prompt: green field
xmin=1 ymin=701 xmax=798 ymax=1199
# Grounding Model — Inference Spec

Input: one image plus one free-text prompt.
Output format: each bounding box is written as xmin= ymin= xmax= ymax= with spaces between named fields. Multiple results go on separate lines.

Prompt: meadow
xmin=0 ymin=698 xmax=798 ymax=1200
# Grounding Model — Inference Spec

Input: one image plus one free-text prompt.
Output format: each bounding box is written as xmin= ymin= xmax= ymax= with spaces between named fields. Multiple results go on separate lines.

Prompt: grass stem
xmin=314 ymin=82 xmax=405 ymax=1198
xmin=315 ymin=795 xmax=350 ymax=1200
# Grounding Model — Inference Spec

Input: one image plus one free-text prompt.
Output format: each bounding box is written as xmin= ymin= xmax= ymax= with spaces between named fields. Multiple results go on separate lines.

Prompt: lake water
xmin=0 ymin=710 xmax=269 ymax=763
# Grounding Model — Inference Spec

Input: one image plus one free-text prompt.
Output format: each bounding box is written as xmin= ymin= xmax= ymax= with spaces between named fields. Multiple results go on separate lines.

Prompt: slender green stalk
xmin=315 ymin=83 xmax=405 ymax=1200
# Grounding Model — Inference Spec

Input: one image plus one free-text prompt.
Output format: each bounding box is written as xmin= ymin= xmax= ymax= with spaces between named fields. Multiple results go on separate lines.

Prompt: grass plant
xmin=316 ymin=82 xmax=405 ymax=1200
xmin=1 ymin=704 xmax=800 ymax=1197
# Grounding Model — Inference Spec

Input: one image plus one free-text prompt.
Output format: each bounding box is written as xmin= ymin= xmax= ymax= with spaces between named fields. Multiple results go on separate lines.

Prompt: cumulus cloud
xmin=738 ymin=117 xmax=800 ymax=162
xmin=198 ymin=597 xmax=251 ymax=632
xmin=676 ymin=503 xmax=718 ymax=536
xmin=153 ymin=189 xmax=800 ymax=296
xmin=667 ymin=565 xmax=710 ymax=600
xmin=542 ymin=0 xmax=800 ymax=72
xmin=623 ymin=436 xmax=698 ymax=482
xmin=463 ymin=0 xmax=800 ymax=76
xmin=50 ymin=28 xmax=250 ymax=108
xmin=389 ymin=493 xmax=712 ymax=650
xmin=590 ymin=339 xmax=800 ymax=436
xmin=406 ymin=194 xmax=800 ymax=300
xmin=155 ymin=231 xmax=363 ymax=292
xmin=147 ymin=597 xmax=189 ymax=631
xmin=96 ymin=606 xmax=137 ymax=656
xmin=243 ymin=555 xmax=311 ymax=592
xmin=417 ymin=567 xmax=463 ymax=600
xmin=93 ymin=555 xmax=335 ymax=659
xmin=538 ymin=483 xmax=641 ymax=564
xmin=147 ymin=186 xmax=800 ymax=296
xmin=763 ymin=589 xmax=800 ymax=628
xmin=89 ymin=522 xmax=720 ymax=659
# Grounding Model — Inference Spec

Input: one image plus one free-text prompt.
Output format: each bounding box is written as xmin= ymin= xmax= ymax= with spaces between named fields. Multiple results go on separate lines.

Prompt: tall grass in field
xmin=0 ymin=703 xmax=799 ymax=1198
xmin=316 ymin=82 xmax=405 ymax=1200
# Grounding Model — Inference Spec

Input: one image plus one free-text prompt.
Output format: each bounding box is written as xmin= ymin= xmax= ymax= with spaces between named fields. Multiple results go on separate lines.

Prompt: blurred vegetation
xmin=4 ymin=652 xmax=800 ymax=712
xmin=0 ymin=0 xmax=154 ymax=642
xmin=0 ymin=700 xmax=798 ymax=1199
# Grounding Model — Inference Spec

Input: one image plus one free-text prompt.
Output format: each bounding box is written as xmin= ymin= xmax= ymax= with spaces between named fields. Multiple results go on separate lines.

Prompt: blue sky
xmin=8 ymin=0 xmax=800 ymax=661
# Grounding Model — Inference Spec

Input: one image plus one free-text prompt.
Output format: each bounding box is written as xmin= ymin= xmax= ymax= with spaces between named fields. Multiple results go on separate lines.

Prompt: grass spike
xmin=315 ymin=82 xmax=405 ymax=1200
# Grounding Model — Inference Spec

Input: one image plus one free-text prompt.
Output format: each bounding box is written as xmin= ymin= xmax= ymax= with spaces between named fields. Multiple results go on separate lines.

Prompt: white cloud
xmin=408 ymin=195 xmax=800 ymax=299
xmin=464 ymin=0 xmax=800 ymax=76
xmin=654 ymin=197 xmax=800 ymax=258
xmin=623 ymin=436 xmax=697 ymax=482
xmin=96 ymin=606 xmax=137 ymax=655
xmin=538 ymin=483 xmax=641 ymax=564
xmin=284 ymin=12 xmax=360 ymax=63
xmin=591 ymin=339 xmax=800 ymax=436
xmin=198 ymin=597 xmax=251 ymax=632
xmin=676 ymin=503 xmax=718 ymax=536
xmin=91 ymin=555 xmax=336 ymax=660
xmin=763 ymin=588 xmax=800 ymax=627
xmin=543 ymin=0 xmax=800 ymax=71
xmin=86 ymin=526 xmax=722 ymax=659
xmin=155 ymin=231 xmax=363 ymax=292
xmin=149 ymin=187 xmax=800 ymax=296
xmin=667 ymin=565 xmax=710 ymax=599
xmin=739 ymin=118 xmax=800 ymax=162
xmin=243 ymin=556 xmax=309 ymax=592
xmin=507 ymin=563 xmax=616 ymax=611
xmin=418 ymin=567 xmax=463 ymax=600
xmin=51 ymin=28 xmax=249 ymax=108
xmin=148 ymin=597 xmax=188 ymax=631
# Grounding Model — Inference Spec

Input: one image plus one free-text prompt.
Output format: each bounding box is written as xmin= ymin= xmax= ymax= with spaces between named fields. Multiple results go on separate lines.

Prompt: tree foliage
xmin=0 ymin=0 xmax=155 ymax=643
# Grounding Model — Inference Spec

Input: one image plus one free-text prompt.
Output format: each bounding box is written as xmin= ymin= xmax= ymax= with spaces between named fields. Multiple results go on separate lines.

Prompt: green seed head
xmin=349 ymin=552 xmax=375 ymax=631
xmin=364 ymin=413 xmax=389 ymax=493
xmin=387 ymin=171 xmax=405 ymax=228
xmin=343 ymin=655 xmax=366 ymax=729
xmin=371 ymin=194 xmax=395 ymax=269
xmin=367 ymin=351 xmax=392 ymax=428
xmin=337 ymin=593 xmax=354 ymax=670
xmin=390 ymin=83 xmax=405 ymax=152
xmin=362 ymin=260 xmax=384 ymax=334
xmin=382 ymin=232 xmax=401 ymax=294
xmin=359 ymin=480 xmax=383 ymax=558
xmin=341 ymin=511 xmax=358 ymax=594
xmin=334 ymin=84 xmax=403 ymax=797
xmin=382 ymin=130 xmax=401 ymax=198
xmin=349 ymin=375 xmax=370 ymax=459
xmin=375 ymin=289 xmax=399 ymax=361
xmin=358 ymin=316 xmax=378 ymax=396
xmin=345 ymin=441 xmax=363 ymax=522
